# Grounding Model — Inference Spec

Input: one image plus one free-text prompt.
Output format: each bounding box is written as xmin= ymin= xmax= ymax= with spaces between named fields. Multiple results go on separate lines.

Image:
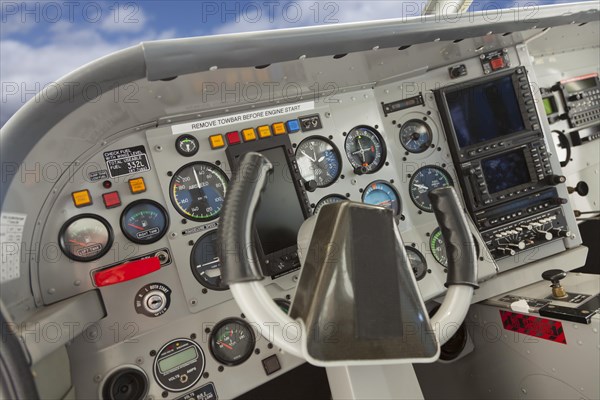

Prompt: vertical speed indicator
xmin=170 ymin=162 xmax=228 ymax=222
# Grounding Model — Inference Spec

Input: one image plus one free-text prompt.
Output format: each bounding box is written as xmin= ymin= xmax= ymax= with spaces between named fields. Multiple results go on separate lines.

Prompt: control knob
xmin=551 ymin=228 xmax=572 ymax=238
xmin=545 ymin=174 xmax=566 ymax=186
xmin=542 ymin=269 xmax=568 ymax=299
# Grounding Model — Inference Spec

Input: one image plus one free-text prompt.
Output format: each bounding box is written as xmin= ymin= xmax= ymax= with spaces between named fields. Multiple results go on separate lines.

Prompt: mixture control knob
xmin=542 ymin=269 xmax=568 ymax=299
xmin=546 ymin=175 xmax=566 ymax=186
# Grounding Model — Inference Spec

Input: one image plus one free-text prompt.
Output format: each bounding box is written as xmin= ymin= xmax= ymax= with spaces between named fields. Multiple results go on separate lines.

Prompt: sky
xmin=0 ymin=0 xmax=590 ymax=126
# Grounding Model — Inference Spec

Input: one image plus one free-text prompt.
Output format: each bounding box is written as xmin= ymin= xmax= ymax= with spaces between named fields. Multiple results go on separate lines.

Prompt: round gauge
xmin=314 ymin=194 xmax=347 ymax=214
xmin=344 ymin=125 xmax=386 ymax=174
xmin=362 ymin=181 xmax=401 ymax=215
xmin=59 ymin=215 xmax=113 ymax=262
xmin=170 ymin=162 xmax=228 ymax=222
xmin=295 ymin=137 xmax=341 ymax=187
xmin=190 ymin=230 xmax=227 ymax=291
xmin=409 ymin=166 xmax=453 ymax=212
xmin=153 ymin=338 xmax=205 ymax=392
xmin=210 ymin=318 xmax=256 ymax=366
xmin=399 ymin=120 xmax=433 ymax=153
xmin=121 ymin=200 xmax=169 ymax=244
xmin=430 ymin=227 xmax=448 ymax=268
xmin=175 ymin=134 xmax=199 ymax=157
xmin=405 ymin=247 xmax=427 ymax=281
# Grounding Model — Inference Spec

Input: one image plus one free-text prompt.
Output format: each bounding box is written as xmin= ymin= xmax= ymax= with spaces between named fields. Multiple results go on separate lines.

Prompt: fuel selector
xmin=134 ymin=283 xmax=172 ymax=317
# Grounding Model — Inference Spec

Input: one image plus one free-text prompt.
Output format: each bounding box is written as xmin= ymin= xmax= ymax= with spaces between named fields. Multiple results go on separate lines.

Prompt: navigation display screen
xmin=255 ymin=147 xmax=306 ymax=255
xmin=446 ymin=75 xmax=525 ymax=148
xmin=481 ymin=149 xmax=531 ymax=194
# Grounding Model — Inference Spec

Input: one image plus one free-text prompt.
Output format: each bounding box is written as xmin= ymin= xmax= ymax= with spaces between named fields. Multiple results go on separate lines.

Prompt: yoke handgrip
xmin=218 ymin=152 xmax=272 ymax=284
xmin=428 ymin=187 xmax=478 ymax=288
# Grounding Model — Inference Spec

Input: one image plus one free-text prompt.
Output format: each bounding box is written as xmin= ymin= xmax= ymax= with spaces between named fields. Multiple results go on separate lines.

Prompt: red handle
xmin=93 ymin=257 xmax=161 ymax=287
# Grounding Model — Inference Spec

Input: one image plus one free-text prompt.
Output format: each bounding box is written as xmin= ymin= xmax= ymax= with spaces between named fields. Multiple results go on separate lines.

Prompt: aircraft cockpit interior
xmin=1 ymin=1 xmax=599 ymax=399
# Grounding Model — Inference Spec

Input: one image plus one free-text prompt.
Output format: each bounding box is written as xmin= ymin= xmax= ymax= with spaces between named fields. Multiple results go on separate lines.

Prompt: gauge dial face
xmin=314 ymin=194 xmax=347 ymax=214
xmin=399 ymin=120 xmax=433 ymax=153
xmin=176 ymin=134 xmax=199 ymax=157
xmin=190 ymin=230 xmax=227 ymax=291
xmin=430 ymin=227 xmax=448 ymax=268
xmin=409 ymin=166 xmax=453 ymax=212
xmin=121 ymin=200 xmax=169 ymax=244
xmin=210 ymin=318 xmax=255 ymax=366
xmin=405 ymin=247 xmax=427 ymax=281
xmin=59 ymin=215 xmax=113 ymax=262
xmin=362 ymin=181 xmax=401 ymax=215
xmin=170 ymin=162 xmax=228 ymax=222
xmin=295 ymin=137 xmax=341 ymax=187
xmin=344 ymin=126 xmax=386 ymax=173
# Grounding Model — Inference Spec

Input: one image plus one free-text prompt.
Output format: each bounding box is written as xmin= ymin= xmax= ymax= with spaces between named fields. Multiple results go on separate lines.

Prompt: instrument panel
xmin=27 ymin=45 xmax=581 ymax=400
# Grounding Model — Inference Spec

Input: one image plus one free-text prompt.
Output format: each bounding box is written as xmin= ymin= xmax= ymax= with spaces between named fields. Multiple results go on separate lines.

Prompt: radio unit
xmin=558 ymin=73 xmax=600 ymax=128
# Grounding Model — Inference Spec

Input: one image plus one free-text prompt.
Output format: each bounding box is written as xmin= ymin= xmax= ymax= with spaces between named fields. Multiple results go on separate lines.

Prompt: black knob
xmin=567 ymin=181 xmax=589 ymax=197
xmin=546 ymin=174 xmax=566 ymax=185
xmin=353 ymin=166 xmax=368 ymax=175
xmin=542 ymin=269 xmax=567 ymax=284
xmin=304 ymin=180 xmax=318 ymax=192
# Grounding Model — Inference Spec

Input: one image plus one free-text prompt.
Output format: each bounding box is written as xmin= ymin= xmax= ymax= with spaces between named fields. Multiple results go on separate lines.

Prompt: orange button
xmin=209 ymin=134 xmax=225 ymax=149
xmin=272 ymin=122 xmax=286 ymax=135
xmin=128 ymin=177 xmax=146 ymax=194
xmin=72 ymin=190 xmax=92 ymax=208
xmin=257 ymin=125 xmax=271 ymax=138
xmin=242 ymin=128 xmax=257 ymax=142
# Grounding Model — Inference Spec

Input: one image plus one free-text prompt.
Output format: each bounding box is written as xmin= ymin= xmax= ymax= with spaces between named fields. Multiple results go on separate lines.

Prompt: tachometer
xmin=405 ymin=247 xmax=427 ymax=281
xmin=314 ymin=194 xmax=347 ymax=214
xmin=190 ymin=230 xmax=227 ymax=291
xmin=430 ymin=227 xmax=447 ymax=268
xmin=209 ymin=318 xmax=255 ymax=366
xmin=59 ymin=215 xmax=113 ymax=262
xmin=121 ymin=200 xmax=169 ymax=244
xmin=170 ymin=162 xmax=228 ymax=222
xmin=409 ymin=166 xmax=453 ymax=212
xmin=344 ymin=126 xmax=386 ymax=174
xmin=399 ymin=120 xmax=433 ymax=153
xmin=295 ymin=137 xmax=341 ymax=187
xmin=362 ymin=181 xmax=401 ymax=215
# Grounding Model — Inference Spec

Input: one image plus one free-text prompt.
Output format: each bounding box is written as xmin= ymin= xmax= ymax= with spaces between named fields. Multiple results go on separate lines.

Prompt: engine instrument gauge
xmin=209 ymin=318 xmax=255 ymax=366
xmin=190 ymin=230 xmax=227 ymax=291
xmin=59 ymin=215 xmax=113 ymax=262
xmin=344 ymin=126 xmax=386 ymax=174
xmin=295 ymin=137 xmax=341 ymax=187
xmin=314 ymin=194 xmax=347 ymax=214
xmin=121 ymin=200 xmax=169 ymax=244
xmin=399 ymin=120 xmax=433 ymax=153
xmin=405 ymin=247 xmax=427 ymax=281
xmin=153 ymin=338 xmax=204 ymax=392
xmin=409 ymin=166 xmax=453 ymax=212
xmin=362 ymin=181 xmax=401 ymax=215
xmin=430 ymin=227 xmax=448 ymax=268
xmin=175 ymin=134 xmax=199 ymax=157
xmin=170 ymin=162 xmax=228 ymax=222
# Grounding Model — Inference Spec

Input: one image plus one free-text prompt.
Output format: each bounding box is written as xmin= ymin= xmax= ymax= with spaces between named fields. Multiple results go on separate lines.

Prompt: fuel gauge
xmin=121 ymin=200 xmax=169 ymax=244
xmin=59 ymin=215 xmax=113 ymax=262
xmin=210 ymin=318 xmax=255 ymax=366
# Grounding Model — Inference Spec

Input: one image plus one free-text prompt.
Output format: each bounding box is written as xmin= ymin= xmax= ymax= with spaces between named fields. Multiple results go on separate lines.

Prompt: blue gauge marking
xmin=409 ymin=166 xmax=453 ymax=212
xmin=362 ymin=181 xmax=401 ymax=215
xmin=399 ymin=120 xmax=433 ymax=153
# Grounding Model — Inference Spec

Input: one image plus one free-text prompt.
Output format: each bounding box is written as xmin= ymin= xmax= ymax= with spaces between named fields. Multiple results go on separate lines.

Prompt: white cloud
xmin=100 ymin=3 xmax=148 ymax=33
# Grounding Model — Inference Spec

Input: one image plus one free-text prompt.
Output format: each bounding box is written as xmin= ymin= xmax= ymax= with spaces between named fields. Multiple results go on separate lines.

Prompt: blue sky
xmin=0 ymin=0 xmax=589 ymax=126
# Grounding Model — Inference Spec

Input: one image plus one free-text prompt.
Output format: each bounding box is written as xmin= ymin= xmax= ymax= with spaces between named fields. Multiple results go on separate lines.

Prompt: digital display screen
xmin=543 ymin=97 xmax=556 ymax=116
xmin=446 ymin=75 xmax=526 ymax=148
xmin=255 ymin=147 xmax=306 ymax=255
xmin=481 ymin=149 xmax=531 ymax=194
xmin=564 ymin=77 xmax=597 ymax=94
xmin=158 ymin=347 xmax=197 ymax=373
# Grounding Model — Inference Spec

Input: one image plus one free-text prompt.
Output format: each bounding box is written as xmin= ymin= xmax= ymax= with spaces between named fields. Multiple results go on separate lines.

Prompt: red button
xmin=490 ymin=57 xmax=505 ymax=70
xmin=102 ymin=191 xmax=121 ymax=209
xmin=93 ymin=257 xmax=161 ymax=287
xmin=226 ymin=131 xmax=242 ymax=145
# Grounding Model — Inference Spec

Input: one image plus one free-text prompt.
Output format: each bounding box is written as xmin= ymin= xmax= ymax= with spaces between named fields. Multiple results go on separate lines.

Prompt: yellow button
xmin=242 ymin=128 xmax=257 ymax=142
xmin=72 ymin=190 xmax=92 ymax=208
xmin=209 ymin=134 xmax=225 ymax=149
xmin=128 ymin=178 xmax=146 ymax=194
xmin=272 ymin=122 xmax=286 ymax=135
xmin=257 ymin=125 xmax=271 ymax=138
